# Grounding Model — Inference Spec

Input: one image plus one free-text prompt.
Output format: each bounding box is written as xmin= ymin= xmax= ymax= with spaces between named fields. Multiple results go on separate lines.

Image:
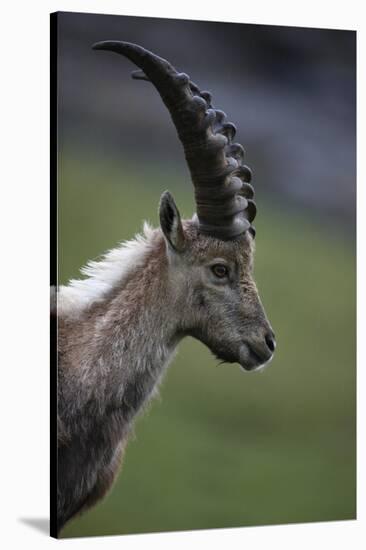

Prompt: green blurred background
xmin=56 ymin=12 xmax=356 ymax=538
xmin=59 ymin=150 xmax=355 ymax=537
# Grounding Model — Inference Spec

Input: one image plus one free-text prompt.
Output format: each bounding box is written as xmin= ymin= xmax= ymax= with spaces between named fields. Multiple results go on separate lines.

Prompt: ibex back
xmin=56 ymin=41 xmax=276 ymax=534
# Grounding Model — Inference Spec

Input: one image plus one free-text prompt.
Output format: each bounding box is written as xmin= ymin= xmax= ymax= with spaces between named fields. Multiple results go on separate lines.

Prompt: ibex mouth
xmin=239 ymin=343 xmax=274 ymax=372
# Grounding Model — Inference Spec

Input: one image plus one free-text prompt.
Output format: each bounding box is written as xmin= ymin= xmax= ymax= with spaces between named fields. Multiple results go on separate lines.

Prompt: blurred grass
xmin=58 ymin=149 xmax=356 ymax=538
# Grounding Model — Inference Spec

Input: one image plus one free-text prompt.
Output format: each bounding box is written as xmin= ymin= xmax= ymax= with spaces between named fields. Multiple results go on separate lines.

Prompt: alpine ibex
xmin=56 ymin=41 xmax=276 ymax=534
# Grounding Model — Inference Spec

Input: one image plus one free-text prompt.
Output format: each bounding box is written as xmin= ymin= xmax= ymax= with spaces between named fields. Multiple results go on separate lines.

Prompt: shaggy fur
xmin=58 ymin=222 xmax=156 ymax=317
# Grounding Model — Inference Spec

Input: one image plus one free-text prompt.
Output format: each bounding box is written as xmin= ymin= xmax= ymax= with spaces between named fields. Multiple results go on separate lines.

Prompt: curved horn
xmin=92 ymin=40 xmax=256 ymax=240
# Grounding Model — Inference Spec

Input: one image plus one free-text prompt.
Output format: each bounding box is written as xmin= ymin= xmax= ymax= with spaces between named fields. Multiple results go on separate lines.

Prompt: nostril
xmin=265 ymin=333 xmax=276 ymax=353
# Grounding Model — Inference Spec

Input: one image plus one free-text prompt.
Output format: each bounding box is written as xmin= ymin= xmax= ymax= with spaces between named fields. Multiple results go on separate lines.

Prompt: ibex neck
xmin=66 ymin=231 xmax=181 ymax=428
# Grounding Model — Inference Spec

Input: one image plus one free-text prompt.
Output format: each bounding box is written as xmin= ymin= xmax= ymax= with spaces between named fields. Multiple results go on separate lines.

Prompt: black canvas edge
xmin=51 ymin=9 xmax=357 ymax=32
xmin=50 ymin=11 xmax=58 ymax=539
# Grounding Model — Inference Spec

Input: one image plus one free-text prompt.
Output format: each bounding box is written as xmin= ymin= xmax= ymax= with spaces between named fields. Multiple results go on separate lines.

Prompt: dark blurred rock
xmin=57 ymin=12 xmax=356 ymax=226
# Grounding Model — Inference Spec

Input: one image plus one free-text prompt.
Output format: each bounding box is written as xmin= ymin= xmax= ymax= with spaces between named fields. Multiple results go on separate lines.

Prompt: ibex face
xmin=93 ymin=41 xmax=276 ymax=370
xmin=159 ymin=193 xmax=275 ymax=371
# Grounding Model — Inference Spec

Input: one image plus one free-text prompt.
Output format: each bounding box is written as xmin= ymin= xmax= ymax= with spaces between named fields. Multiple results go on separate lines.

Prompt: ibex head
xmin=93 ymin=41 xmax=276 ymax=371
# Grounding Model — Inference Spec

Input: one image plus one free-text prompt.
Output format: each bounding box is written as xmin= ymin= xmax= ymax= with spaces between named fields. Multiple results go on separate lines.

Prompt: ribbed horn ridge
xmin=92 ymin=40 xmax=256 ymax=240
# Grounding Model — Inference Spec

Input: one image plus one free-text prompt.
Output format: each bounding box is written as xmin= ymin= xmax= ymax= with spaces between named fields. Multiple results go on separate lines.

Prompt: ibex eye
xmin=211 ymin=264 xmax=228 ymax=278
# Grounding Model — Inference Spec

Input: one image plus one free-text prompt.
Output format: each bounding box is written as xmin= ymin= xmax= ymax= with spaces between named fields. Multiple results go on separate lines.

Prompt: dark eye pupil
xmin=212 ymin=264 xmax=227 ymax=278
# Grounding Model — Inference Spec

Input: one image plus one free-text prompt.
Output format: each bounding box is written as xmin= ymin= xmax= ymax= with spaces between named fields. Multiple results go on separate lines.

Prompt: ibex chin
xmin=55 ymin=41 xmax=276 ymax=533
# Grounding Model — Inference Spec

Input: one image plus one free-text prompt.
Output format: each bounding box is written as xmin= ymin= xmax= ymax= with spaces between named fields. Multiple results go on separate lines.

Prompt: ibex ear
xmin=159 ymin=191 xmax=185 ymax=252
